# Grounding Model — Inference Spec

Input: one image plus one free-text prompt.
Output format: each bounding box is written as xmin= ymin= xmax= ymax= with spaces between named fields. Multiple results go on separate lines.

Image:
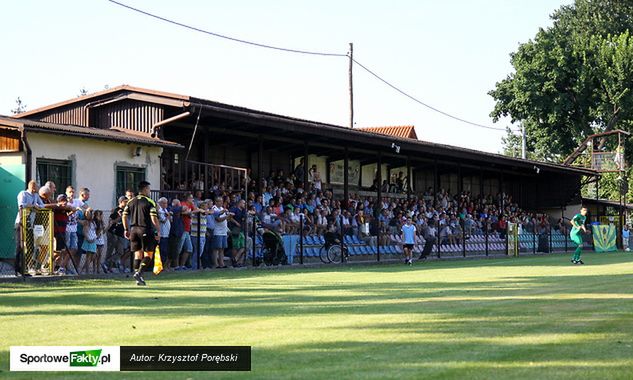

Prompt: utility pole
xmin=348 ymin=42 xmax=354 ymax=129
xmin=521 ymin=124 xmax=527 ymax=159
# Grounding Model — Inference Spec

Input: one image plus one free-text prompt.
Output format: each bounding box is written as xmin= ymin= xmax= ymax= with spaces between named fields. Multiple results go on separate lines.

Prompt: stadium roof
xmin=0 ymin=115 xmax=183 ymax=148
xmin=12 ymin=85 xmax=597 ymax=176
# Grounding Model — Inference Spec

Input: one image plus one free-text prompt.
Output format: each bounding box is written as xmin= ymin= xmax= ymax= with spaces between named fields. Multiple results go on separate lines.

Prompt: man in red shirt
xmin=53 ymin=194 xmax=74 ymax=274
xmin=175 ymin=193 xmax=196 ymax=269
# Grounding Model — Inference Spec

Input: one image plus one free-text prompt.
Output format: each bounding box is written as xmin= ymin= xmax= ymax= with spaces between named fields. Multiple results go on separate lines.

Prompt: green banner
xmin=592 ymin=224 xmax=617 ymax=252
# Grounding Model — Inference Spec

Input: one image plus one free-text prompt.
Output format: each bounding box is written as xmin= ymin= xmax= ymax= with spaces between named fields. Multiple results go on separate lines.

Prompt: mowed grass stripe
xmin=1 ymin=252 xmax=633 ymax=380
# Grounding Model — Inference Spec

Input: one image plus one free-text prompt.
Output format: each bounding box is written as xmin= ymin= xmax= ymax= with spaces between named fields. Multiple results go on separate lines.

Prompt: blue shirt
xmin=252 ymin=201 xmax=263 ymax=215
xmin=15 ymin=190 xmax=45 ymax=224
xmin=401 ymin=224 xmax=416 ymax=245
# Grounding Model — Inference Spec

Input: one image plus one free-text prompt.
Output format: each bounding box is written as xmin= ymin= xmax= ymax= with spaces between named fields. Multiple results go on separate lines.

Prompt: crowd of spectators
xmin=15 ymin=180 xmax=103 ymax=275
xmin=163 ymin=168 xmax=563 ymax=255
xmin=15 ymin=167 xmax=567 ymax=276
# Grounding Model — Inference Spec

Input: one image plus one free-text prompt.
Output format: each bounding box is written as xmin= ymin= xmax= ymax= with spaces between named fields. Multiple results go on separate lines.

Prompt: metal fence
xmin=20 ymin=208 xmax=54 ymax=276
xmin=2 ymin=209 xmax=594 ymax=278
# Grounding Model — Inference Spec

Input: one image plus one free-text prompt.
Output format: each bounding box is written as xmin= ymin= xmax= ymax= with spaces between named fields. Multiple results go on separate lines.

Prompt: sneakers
xmin=101 ymin=263 xmax=109 ymax=273
xmin=133 ymin=271 xmax=146 ymax=286
xmin=571 ymin=259 xmax=578 ymax=264
xmin=577 ymin=260 xmax=584 ymax=265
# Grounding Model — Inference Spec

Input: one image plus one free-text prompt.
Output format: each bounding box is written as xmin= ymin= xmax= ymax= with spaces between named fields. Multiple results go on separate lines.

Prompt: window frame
xmin=115 ymin=166 xmax=146 ymax=199
xmin=35 ymin=158 xmax=73 ymax=189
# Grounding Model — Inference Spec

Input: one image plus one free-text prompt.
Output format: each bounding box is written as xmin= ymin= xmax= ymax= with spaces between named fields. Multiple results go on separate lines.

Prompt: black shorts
xmin=129 ymin=226 xmax=157 ymax=253
xmin=403 ymin=244 xmax=414 ymax=250
xmin=55 ymin=233 xmax=66 ymax=251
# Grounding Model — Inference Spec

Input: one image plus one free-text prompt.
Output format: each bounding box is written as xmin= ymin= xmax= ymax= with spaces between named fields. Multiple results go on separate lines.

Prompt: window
xmin=116 ymin=166 xmax=145 ymax=198
xmin=36 ymin=159 xmax=72 ymax=189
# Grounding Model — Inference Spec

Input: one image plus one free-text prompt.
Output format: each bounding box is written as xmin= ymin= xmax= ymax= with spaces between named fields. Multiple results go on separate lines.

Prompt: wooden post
xmin=343 ymin=147 xmax=349 ymax=209
xmin=458 ymin=163 xmax=463 ymax=194
xmin=258 ymin=136 xmax=264 ymax=195
xmin=406 ymin=156 xmax=411 ymax=200
xmin=376 ymin=153 xmax=382 ymax=218
xmin=434 ymin=160 xmax=439 ymax=193
xmin=303 ymin=142 xmax=309 ymax=192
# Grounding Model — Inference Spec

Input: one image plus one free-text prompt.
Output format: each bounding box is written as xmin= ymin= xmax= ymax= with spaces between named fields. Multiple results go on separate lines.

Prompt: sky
xmin=0 ymin=0 xmax=573 ymax=153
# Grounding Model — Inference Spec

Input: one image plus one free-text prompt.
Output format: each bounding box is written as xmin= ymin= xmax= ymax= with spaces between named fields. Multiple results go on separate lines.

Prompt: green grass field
xmin=2 ymin=252 xmax=633 ymax=379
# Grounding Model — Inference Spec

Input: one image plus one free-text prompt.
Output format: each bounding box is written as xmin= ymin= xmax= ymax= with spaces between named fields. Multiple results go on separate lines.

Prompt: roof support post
xmin=303 ymin=142 xmax=309 ymax=193
xmin=343 ymin=147 xmax=349 ymax=210
xmin=258 ymin=136 xmax=264 ymax=195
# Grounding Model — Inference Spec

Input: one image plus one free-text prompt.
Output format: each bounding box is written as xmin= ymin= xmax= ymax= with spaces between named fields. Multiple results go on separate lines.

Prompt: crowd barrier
xmin=2 ymin=210 xmax=593 ymax=278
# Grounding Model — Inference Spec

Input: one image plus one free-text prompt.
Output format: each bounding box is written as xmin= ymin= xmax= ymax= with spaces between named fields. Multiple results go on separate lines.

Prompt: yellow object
xmin=153 ymin=246 xmax=163 ymax=275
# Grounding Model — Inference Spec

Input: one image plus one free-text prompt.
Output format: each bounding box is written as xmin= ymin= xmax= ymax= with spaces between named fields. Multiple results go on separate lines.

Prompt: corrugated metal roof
xmin=8 ymin=85 xmax=597 ymax=176
xmin=358 ymin=125 xmax=417 ymax=139
xmin=0 ymin=115 xmax=183 ymax=148
xmin=14 ymin=85 xmax=189 ymax=119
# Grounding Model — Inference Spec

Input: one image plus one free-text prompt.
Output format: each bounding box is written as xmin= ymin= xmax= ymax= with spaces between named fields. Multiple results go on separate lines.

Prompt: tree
xmin=11 ymin=97 xmax=27 ymax=115
xmin=501 ymin=127 xmax=522 ymax=158
xmin=490 ymin=0 xmax=633 ymax=162
xmin=500 ymin=123 xmax=553 ymax=161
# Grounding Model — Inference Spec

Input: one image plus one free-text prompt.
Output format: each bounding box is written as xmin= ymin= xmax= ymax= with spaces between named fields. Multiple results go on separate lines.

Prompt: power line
xmin=107 ymin=0 xmax=347 ymax=57
xmin=351 ymin=58 xmax=507 ymax=131
xmin=107 ymin=0 xmax=510 ymax=132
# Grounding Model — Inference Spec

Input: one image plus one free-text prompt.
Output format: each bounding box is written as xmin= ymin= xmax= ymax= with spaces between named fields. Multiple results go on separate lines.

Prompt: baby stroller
xmin=262 ymin=229 xmax=289 ymax=266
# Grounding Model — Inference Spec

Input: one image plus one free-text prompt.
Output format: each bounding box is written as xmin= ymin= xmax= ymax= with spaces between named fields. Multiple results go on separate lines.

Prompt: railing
xmin=5 ymin=209 xmax=593 ymax=278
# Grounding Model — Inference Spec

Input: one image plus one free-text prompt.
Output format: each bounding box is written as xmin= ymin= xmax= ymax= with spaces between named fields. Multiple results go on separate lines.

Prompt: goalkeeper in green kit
xmin=570 ymin=206 xmax=588 ymax=265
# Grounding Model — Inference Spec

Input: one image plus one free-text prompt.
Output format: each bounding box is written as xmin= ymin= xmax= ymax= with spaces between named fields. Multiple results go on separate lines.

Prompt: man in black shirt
xmin=123 ymin=181 xmax=160 ymax=286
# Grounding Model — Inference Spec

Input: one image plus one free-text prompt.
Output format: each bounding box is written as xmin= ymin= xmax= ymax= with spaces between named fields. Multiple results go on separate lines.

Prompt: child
xmin=53 ymin=194 xmax=71 ymax=274
xmin=231 ymin=227 xmax=246 ymax=267
xmin=93 ymin=210 xmax=106 ymax=273
xmin=79 ymin=209 xmax=99 ymax=273
xmin=623 ymin=224 xmax=630 ymax=252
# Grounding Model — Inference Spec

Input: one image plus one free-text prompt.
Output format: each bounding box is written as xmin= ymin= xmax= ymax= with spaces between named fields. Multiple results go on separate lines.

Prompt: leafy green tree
xmin=490 ymin=0 xmax=633 ymax=161
xmin=490 ymin=0 xmax=633 ymax=202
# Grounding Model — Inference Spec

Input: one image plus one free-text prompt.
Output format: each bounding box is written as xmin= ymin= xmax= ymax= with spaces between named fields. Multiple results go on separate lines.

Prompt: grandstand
xmin=9 ymin=85 xmax=601 ymax=270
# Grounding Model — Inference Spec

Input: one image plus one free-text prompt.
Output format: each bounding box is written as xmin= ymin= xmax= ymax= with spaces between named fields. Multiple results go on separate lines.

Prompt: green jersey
xmin=571 ymin=213 xmax=586 ymax=235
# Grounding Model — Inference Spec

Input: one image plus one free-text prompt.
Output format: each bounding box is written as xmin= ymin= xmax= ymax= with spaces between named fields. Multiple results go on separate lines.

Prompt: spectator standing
xmin=168 ymin=199 xmax=185 ymax=271
xmin=106 ymin=196 xmax=129 ymax=272
xmin=14 ymin=181 xmax=45 ymax=275
xmin=190 ymin=201 xmax=208 ymax=269
xmin=157 ymin=197 xmax=172 ymax=268
xmin=176 ymin=194 xmax=195 ymax=270
xmin=79 ymin=209 xmax=99 ymax=274
xmin=211 ymin=197 xmax=233 ymax=269
xmin=53 ymin=194 xmax=72 ymax=274
xmin=93 ymin=210 xmax=106 ymax=273
xmin=230 ymin=226 xmax=246 ymax=267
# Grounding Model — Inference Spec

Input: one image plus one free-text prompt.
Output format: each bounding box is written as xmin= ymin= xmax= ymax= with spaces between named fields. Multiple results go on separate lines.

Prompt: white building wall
xmin=27 ymin=132 xmax=162 ymax=210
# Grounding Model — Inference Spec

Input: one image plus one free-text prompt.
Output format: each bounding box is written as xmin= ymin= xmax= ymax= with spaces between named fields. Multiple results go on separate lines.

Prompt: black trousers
xmin=421 ymin=236 xmax=435 ymax=257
